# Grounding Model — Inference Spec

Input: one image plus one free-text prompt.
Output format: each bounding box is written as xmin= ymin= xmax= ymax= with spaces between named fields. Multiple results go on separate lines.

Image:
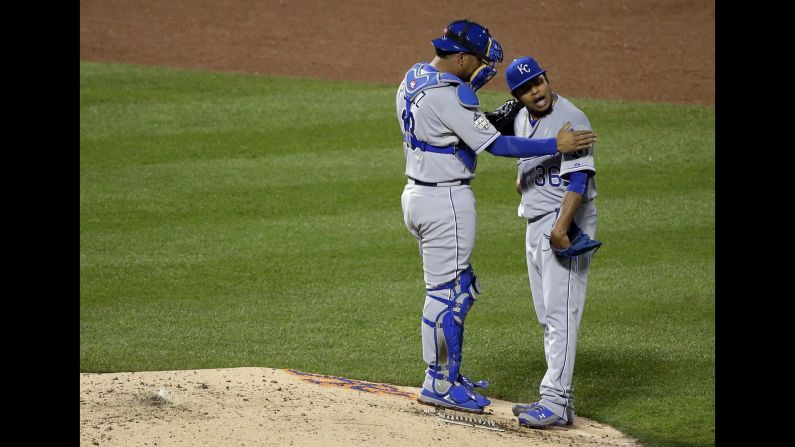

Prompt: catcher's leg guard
xmin=419 ymin=266 xmax=490 ymax=410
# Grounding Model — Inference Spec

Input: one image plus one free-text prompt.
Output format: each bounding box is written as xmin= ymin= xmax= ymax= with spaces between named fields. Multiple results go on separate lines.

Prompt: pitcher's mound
xmin=80 ymin=367 xmax=640 ymax=446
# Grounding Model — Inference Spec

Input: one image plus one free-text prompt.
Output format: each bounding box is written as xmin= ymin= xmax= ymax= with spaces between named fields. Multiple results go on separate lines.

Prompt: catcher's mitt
xmin=485 ymin=98 xmax=523 ymax=135
xmin=553 ymin=221 xmax=602 ymax=259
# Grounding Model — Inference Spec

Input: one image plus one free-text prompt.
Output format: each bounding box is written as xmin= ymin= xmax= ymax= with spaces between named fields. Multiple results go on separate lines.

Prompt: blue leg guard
xmin=419 ymin=266 xmax=490 ymax=410
xmin=446 ymin=266 xmax=488 ymax=390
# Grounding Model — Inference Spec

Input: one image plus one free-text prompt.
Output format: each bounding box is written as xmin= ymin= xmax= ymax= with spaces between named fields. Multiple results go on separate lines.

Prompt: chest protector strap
xmin=402 ymin=64 xmax=467 ymax=155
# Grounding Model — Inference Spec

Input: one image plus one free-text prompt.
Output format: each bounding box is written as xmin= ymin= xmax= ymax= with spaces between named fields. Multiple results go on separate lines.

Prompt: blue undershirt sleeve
xmin=565 ymin=171 xmax=588 ymax=195
xmin=485 ymin=135 xmax=557 ymax=158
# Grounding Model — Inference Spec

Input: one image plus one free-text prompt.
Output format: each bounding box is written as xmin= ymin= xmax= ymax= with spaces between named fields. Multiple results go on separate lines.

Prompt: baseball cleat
xmin=417 ymin=386 xmax=489 ymax=414
xmin=512 ymin=401 xmax=575 ymax=426
xmin=517 ymin=403 xmax=568 ymax=428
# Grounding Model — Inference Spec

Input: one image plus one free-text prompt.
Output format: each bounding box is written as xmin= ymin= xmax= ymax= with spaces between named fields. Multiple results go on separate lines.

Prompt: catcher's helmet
xmin=505 ymin=56 xmax=546 ymax=93
xmin=432 ymin=19 xmax=503 ymax=64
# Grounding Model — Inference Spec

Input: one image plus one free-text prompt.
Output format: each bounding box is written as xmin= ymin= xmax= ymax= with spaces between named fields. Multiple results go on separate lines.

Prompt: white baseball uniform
xmin=397 ymin=62 xmax=499 ymax=396
xmin=514 ymin=94 xmax=597 ymax=419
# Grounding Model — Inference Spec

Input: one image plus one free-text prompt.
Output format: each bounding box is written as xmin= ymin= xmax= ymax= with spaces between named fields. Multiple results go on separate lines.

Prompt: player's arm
xmin=439 ymin=90 xmax=593 ymax=157
xmin=550 ymin=171 xmax=588 ymax=250
xmin=485 ymin=122 xmax=596 ymax=158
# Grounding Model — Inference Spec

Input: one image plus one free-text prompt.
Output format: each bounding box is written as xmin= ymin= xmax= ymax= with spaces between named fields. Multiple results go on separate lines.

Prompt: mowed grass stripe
xmin=81 ymin=61 xmax=714 ymax=447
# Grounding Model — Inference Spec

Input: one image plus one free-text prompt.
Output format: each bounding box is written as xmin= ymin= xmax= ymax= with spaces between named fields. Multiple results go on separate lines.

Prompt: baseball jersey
xmin=396 ymin=63 xmax=501 ymax=183
xmin=515 ymin=94 xmax=597 ymax=220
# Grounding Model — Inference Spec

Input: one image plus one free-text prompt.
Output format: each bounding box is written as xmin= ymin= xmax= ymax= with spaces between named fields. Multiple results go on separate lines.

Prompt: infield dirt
xmin=80 ymin=0 xmax=714 ymax=105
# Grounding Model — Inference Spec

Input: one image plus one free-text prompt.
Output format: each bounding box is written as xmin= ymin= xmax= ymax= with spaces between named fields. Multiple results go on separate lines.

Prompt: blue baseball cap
xmin=505 ymin=56 xmax=546 ymax=92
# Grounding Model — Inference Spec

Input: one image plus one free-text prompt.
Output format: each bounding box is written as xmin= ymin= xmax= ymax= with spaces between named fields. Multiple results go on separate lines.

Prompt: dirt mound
xmin=80 ymin=367 xmax=641 ymax=447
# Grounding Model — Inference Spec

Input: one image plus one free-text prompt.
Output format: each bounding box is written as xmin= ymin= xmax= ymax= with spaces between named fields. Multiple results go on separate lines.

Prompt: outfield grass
xmin=80 ymin=62 xmax=714 ymax=447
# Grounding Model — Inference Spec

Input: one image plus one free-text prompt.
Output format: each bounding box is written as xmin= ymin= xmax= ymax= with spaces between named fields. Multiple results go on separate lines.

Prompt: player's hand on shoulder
xmin=555 ymin=122 xmax=597 ymax=153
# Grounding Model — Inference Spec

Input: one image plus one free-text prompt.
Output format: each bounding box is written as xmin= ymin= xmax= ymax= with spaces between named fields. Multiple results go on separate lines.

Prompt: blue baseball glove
xmin=553 ymin=221 xmax=602 ymax=259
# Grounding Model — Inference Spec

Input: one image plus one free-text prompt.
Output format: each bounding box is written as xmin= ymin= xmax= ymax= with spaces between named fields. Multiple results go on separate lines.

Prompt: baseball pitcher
xmin=397 ymin=21 xmax=596 ymax=414
xmin=486 ymin=56 xmax=601 ymax=428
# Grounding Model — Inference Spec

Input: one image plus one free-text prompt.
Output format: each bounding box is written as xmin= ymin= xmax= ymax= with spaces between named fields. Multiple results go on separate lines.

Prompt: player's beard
xmin=528 ymin=92 xmax=557 ymax=119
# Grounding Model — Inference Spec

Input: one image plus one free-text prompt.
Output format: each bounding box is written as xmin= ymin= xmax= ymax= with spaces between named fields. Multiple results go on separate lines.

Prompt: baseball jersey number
xmin=402 ymin=108 xmax=417 ymax=140
xmin=533 ymin=166 xmax=562 ymax=187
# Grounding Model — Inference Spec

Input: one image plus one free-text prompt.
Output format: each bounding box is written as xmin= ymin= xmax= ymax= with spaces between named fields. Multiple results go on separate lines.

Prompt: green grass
xmin=80 ymin=62 xmax=714 ymax=446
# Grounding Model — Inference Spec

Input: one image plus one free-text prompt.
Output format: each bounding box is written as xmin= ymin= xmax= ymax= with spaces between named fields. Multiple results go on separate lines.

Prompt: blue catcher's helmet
xmin=432 ymin=19 xmax=503 ymax=91
xmin=505 ymin=56 xmax=546 ymax=93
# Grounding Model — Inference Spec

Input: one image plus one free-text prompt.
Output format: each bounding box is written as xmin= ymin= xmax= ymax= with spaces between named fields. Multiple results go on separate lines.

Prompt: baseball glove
xmin=485 ymin=98 xmax=523 ymax=135
xmin=553 ymin=221 xmax=602 ymax=259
